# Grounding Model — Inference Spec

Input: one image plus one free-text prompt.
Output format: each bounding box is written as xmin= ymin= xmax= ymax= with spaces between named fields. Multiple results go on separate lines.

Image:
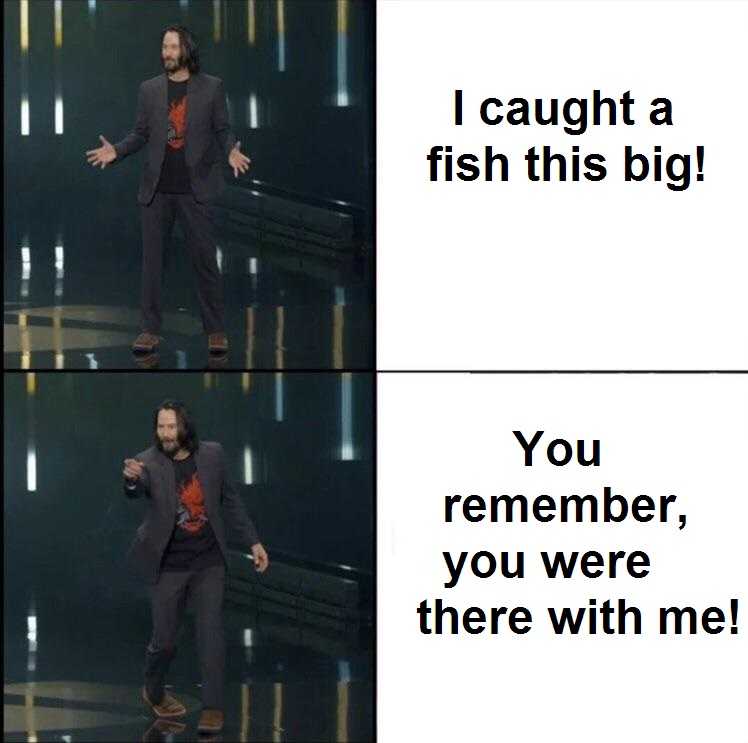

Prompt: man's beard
xmin=164 ymin=57 xmax=184 ymax=71
xmin=158 ymin=437 xmax=183 ymax=457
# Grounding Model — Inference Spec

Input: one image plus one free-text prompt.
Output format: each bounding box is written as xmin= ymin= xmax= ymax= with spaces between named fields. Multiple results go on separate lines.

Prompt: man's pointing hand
xmin=123 ymin=458 xmax=145 ymax=481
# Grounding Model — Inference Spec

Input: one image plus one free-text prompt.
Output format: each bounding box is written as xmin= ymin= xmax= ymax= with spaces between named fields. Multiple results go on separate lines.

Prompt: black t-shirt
xmin=160 ymin=453 xmax=223 ymax=572
xmin=156 ymin=78 xmax=190 ymax=194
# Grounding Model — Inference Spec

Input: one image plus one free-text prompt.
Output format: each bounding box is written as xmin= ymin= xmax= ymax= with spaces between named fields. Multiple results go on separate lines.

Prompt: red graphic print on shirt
xmin=175 ymin=473 xmax=208 ymax=534
xmin=167 ymin=96 xmax=187 ymax=150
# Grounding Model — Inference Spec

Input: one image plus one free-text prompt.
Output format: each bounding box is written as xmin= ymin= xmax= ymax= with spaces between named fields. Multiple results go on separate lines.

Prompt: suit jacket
xmin=124 ymin=441 xmax=259 ymax=584
xmin=112 ymin=72 xmax=237 ymax=205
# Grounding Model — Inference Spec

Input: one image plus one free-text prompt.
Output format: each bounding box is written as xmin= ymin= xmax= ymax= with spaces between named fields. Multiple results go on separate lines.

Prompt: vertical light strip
xmin=336 ymin=0 xmax=349 ymax=106
xmin=276 ymin=0 xmax=285 ymax=71
xmin=213 ymin=0 xmax=221 ymax=42
xmin=245 ymin=306 xmax=255 ymax=369
xmin=54 ymin=246 xmax=64 ymax=271
xmin=25 ymin=601 xmax=38 ymax=738
xmin=243 ymin=445 xmax=253 ymax=484
xmin=21 ymin=98 xmax=30 ymax=136
xmin=54 ymin=1 xmax=63 ymax=47
xmin=26 ymin=372 xmax=36 ymax=396
xmin=176 ymin=350 xmax=187 ymax=369
xmin=55 ymin=245 xmax=64 ymax=299
xmin=247 ymin=0 xmax=256 ymax=45
xmin=20 ymin=0 xmax=29 ymax=50
xmin=246 ymin=93 xmax=258 ymax=129
xmin=20 ymin=313 xmax=31 ymax=369
xmin=336 ymin=658 xmax=350 ymax=741
xmin=275 ymin=306 xmax=284 ymax=369
xmin=333 ymin=286 xmax=345 ymax=369
xmin=24 ymin=689 xmax=38 ymax=738
xmin=340 ymin=372 xmax=353 ymax=460
xmin=27 ymin=611 xmax=38 ymax=654
xmin=274 ymin=373 xmax=284 ymax=422
xmin=27 ymin=599 xmax=38 ymax=681
xmin=27 ymin=446 xmax=37 ymax=492
xmin=21 ymin=0 xmax=30 ymax=136
xmin=53 ymin=308 xmax=64 ymax=368
xmin=272 ymin=683 xmax=283 ymax=742
xmin=55 ymin=97 xmax=63 ymax=134
xmin=54 ymin=2 xmax=64 ymax=133
xmin=241 ymin=372 xmax=251 ymax=394
xmin=21 ymin=244 xmax=31 ymax=299
xmin=216 ymin=246 xmax=223 ymax=273
xmin=241 ymin=682 xmax=251 ymax=742
xmin=337 ymin=651 xmax=352 ymax=743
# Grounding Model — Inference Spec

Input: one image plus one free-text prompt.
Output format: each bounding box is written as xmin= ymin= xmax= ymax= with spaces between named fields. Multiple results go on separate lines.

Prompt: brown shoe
xmin=142 ymin=717 xmax=186 ymax=741
xmin=142 ymin=686 xmax=187 ymax=719
xmin=208 ymin=332 xmax=228 ymax=354
xmin=132 ymin=332 xmax=161 ymax=354
xmin=198 ymin=708 xmax=224 ymax=733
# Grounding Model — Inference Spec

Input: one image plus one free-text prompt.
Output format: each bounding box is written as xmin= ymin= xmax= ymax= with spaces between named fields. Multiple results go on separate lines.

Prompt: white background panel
xmin=378 ymin=373 xmax=748 ymax=741
xmin=377 ymin=1 xmax=748 ymax=369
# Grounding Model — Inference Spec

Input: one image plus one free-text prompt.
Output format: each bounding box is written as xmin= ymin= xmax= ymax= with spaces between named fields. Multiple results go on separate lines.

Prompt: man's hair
xmin=160 ymin=24 xmax=200 ymax=74
xmin=153 ymin=399 xmax=199 ymax=454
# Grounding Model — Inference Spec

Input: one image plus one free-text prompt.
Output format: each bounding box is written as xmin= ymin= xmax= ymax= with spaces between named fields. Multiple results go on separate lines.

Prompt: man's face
xmin=156 ymin=409 xmax=181 ymax=456
xmin=162 ymin=31 xmax=184 ymax=72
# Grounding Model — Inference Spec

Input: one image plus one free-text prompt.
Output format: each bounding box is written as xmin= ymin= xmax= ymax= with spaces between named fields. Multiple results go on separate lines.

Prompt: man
xmin=86 ymin=25 xmax=251 ymax=356
xmin=123 ymin=400 xmax=269 ymax=735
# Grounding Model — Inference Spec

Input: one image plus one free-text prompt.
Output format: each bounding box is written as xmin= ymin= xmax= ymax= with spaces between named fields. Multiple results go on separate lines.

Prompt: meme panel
xmin=4 ymin=0 xmax=374 ymax=370
xmin=4 ymin=371 xmax=374 ymax=741
xmin=378 ymin=373 xmax=748 ymax=740
xmin=377 ymin=1 xmax=748 ymax=371
xmin=375 ymin=1 xmax=748 ymax=742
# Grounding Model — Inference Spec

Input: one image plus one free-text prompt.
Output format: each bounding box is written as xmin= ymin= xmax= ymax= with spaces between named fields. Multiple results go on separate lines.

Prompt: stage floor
xmin=4 ymin=592 xmax=374 ymax=742
xmin=4 ymin=193 xmax=372 ymax=370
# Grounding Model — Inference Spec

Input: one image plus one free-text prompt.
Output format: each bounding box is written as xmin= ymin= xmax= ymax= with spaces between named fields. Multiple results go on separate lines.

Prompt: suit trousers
xmin=139 ymin=191 xmax=225 ymax=335
xmin=144 ymin=562 xmax=226 ymax=710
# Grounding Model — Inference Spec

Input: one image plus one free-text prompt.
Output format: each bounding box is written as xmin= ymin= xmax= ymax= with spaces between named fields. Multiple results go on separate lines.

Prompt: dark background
xmin=3 ymin=371 xmax=374 ymax=612
xmin=3 ymin=0 xmax=374 ymax=210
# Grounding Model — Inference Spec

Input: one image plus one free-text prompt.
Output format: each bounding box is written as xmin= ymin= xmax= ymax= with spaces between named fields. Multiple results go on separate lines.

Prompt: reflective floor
xmin=4 ymin=186 xmax=373 ymax=370
xmin=4 ymin=592 xmax=373 ymax=742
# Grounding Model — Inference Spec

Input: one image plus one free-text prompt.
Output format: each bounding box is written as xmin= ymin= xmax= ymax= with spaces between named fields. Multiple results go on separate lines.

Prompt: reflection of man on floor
xmin=86 ymin=25 xmax=251 ymax=356
xmin=123 ymin=400 xmax=268 ymax=735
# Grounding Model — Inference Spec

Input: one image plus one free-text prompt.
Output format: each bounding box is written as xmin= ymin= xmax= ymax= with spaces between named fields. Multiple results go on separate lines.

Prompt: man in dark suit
xmin=86 ymin=25 xmax=251 ymax=356
xmin=123 ymin=399 xmax=268 ymax=735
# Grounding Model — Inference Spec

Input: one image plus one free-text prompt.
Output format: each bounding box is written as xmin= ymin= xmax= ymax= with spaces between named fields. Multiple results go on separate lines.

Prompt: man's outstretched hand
xmin=228 ymin=141 xmax=251 ymax=178
xmin=251 ymin=542 xmax=269 ymax=573
xmin=86 ymin=135 xmax=117 ymax=169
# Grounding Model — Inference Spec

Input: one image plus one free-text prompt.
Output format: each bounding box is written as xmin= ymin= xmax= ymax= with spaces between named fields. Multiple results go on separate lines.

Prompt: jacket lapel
xmin=195 ymin=443 xmax=213 ymax=515
xmin=185 ymin=73 xmax=201 ymax=162
xmin=157 ymin=74 xmax=169 ymax=137
xmin=156 ymin=449 xmax=177 ymax=514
